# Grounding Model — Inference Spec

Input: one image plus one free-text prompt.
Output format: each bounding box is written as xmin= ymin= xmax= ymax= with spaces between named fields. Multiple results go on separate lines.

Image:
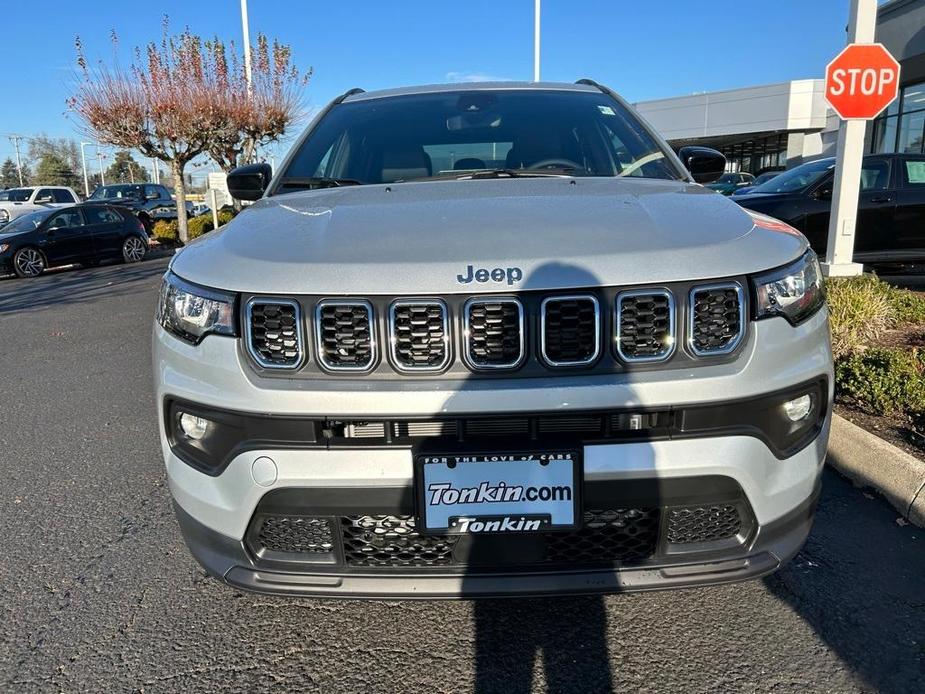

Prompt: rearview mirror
xmin=677 ymin=146 xmax=726 ymax=184
xmin=227 ymin=163 xmax=273 ymax=201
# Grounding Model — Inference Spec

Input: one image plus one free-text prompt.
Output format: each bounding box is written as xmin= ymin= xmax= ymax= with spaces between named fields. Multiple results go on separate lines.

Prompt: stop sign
xmin=825 ymin=43 xmax=901 ymax=120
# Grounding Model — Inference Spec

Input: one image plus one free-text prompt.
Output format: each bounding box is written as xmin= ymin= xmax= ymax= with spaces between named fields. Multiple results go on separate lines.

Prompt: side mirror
xmin=814 ymin=186 xmax=832 ymax=200
xmin=677 ymin=146 xmax=726 ymax=184
xmin=227 ymin=163 xmax=272 ymax=201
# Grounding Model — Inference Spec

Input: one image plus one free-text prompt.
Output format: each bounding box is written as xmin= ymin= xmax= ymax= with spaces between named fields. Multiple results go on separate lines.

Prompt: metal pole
xmin=97 ymin=150 xmax=106 ymax=186
xmin=241 ymin=0 xmax=253 ymax=97
xmin=822 ymin=0 xmax=877 ymax=278
xmin=80 ymin=142 xmax=91 ymax=197
xmin=10 ymin=136 xmax=24 ymax=186
xmin=210 ymin=188 xmax=220 ymax=229
xmin=533 ymin=0 xmax=541 ymax=82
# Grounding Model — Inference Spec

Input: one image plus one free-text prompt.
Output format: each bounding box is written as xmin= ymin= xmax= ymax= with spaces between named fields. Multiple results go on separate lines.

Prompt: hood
xmin=171 ymin=177 xmax=807 ymax=295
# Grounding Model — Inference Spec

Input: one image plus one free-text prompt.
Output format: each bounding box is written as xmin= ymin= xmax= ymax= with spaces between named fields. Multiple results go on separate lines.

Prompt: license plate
xmin=416 ymin=451 xmax=580 ymax=535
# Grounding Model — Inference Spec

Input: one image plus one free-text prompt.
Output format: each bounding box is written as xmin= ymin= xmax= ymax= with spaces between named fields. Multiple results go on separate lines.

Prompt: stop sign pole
xmin=822 ymin=0 xmax=900 ymax=277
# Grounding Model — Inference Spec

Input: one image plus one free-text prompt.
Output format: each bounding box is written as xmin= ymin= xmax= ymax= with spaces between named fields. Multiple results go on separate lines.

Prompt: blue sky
xmin=0 ymin=0 xmax=854 ymax=170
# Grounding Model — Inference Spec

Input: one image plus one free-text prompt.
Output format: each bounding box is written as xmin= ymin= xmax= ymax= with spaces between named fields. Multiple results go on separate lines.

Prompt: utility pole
xmin=9 ymin=135 xmax=25 ymax=186
xmin=80 ymin=142 xmax=92 ymax=197
xmin=533 ymin=0 xmax=541 ymax=82
xmin=241 ymin=0 xmax=253 ymax=97
xmin=822 ymin=0 xmax=877 ymax=278
xmin=97 ymin=150 xmax=106 ymax=187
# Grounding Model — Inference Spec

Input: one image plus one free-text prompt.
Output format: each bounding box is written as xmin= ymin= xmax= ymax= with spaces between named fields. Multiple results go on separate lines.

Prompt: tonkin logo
xmin=457 ymin=264 xmax=523 ymax=286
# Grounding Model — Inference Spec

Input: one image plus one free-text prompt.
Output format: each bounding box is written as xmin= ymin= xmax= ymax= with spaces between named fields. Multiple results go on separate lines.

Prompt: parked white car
xmin=0 ymin=186 xmax=81 ymax=227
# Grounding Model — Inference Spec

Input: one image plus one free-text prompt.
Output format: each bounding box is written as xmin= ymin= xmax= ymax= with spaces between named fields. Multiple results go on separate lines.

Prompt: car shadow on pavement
xmin=762 ymin=469 xmax=925 ymax=692
xmin=0 ymin=256 xmax=169 ymax=314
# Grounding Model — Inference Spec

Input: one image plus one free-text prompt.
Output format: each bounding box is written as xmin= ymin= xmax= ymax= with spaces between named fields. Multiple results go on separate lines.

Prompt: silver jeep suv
xmin=154 ymin=81 xmax=832 ymax=598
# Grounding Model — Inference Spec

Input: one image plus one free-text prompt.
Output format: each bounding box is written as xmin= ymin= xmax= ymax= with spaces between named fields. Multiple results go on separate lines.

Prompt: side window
xmin=84 ymin=207 xmax=122 ymax=224
xmin=47 ymin=210 xmax=85 ymax=230
xmin=157 ymin=186 xmax=171 ymax=199
xmin=860 ymin=160 xmax=891 ymax=191
xmin=52 ymin=189 xmax=76 ymax=203
xmin=901 ymin=159 xmax=925 ymax=186
xmin=36 ymin=188 xmax=53 ymax=202
xmin=144 ymin=185 xmax=161 ymax=200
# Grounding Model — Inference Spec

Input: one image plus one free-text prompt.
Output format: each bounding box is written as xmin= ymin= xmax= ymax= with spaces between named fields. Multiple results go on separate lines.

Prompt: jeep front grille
xmin=616 ymin=290 xmax=675 ymax=363
xmin=689 ymin=283 xmax=745 ymax=356
xmin=463 ymin=298 xmax=524 ymax=370
xmin=245 ymin=299 xmax=305 ymax=369
xmin=316 ymin=300 xmax=376 ymax=371
xmin=255 ymin=516 xmax=334 ymax=554
xmin=540 ymin=295 xmax=600 ymax=366
xmin=666 ymin=504 xmax=742 ymax=544
xmin=389 ymin=300 xmax=450 ymax=371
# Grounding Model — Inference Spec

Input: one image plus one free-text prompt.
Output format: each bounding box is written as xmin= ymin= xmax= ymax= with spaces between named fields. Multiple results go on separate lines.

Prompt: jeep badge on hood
xmin=457 ymin=264 xmax=523 ymax=286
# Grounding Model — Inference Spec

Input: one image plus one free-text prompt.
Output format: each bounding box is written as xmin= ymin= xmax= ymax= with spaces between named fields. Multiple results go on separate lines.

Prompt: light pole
xmin=534 ymin=0 xmax=541 ymax=82
xmin=79 ymin=141 xmax=93 ymax=197
xmin=96 ymin=150 xmax=106 ymax=187
xmin=241 ymin=0 xmax=253 ymax=96
xmin=9 ymin=135 xmax=25 ymax=186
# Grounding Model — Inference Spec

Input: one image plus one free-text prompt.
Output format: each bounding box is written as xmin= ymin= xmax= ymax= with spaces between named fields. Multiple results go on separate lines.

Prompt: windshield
xmin=753 ymin=172 xmax=780 ymax=185
xmin=0 ymin=188 xmax=34 ymax=202
xmin=89 ymin=184 xmax=143 ymax=200
xmin=750 ymin=160 xmax=834 ymax=194
xmin=0 ymin=209 xmax=51 ymax=233
xmin=279 ymin=89 xmax=683 ymax=188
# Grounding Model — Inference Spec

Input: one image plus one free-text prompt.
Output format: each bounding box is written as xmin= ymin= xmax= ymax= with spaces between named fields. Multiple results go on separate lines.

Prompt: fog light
xmin=178 ymin=412 xmax=210 ymax=440
xmin=782 ymin=394 xmax=813 ymax=422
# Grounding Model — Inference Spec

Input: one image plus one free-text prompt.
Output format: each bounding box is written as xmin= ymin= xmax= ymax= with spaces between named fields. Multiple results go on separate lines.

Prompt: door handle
xmin=869 ymin=196 xmax=892 ymax=203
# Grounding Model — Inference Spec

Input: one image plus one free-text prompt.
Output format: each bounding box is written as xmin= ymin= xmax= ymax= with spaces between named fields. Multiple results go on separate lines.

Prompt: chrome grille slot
xmin=465 ymin=418 xmax=530 ymax=437
xmin=689 ymin=283 xmax=745 ymax=356
xmin=389 ymin=300 xmax=450 ymax=371
xmin=245 ymin=299 xmax=305 ymax=369
xmin=616 ymin=290 xmax=675 ymax=363
xmin=345 ymin=422 xmax=386 ymax=439
xmin=538 ymin=416 xmax=603 ymax=434
xmin=394 ymin=420 xmax=459 ymax=438
xmin=463 ymin=298 xmax=524 ymax=370
xmin=316 ymin=300 xmax=376 ymax=371
xmin=540 ymin=295 xmax=601 ymax=366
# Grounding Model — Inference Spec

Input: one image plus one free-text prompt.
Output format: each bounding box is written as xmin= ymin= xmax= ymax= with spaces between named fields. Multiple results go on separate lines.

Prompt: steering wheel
xmin=527 ymin=158 xmax=583 ymax=171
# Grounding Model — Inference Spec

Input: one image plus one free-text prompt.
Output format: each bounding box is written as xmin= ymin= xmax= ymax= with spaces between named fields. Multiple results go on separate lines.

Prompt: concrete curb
xmin=827 ymin=414 xmax=925 ymax=526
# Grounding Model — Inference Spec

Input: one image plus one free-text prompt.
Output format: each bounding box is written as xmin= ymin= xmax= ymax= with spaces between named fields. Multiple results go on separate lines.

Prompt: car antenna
xmin=333 ymin=87 xmax=365 ymax=104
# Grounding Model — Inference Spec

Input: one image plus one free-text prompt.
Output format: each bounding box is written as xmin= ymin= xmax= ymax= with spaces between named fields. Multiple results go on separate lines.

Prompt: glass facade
xmin=870 ymin=81 xmax=925 ymax=154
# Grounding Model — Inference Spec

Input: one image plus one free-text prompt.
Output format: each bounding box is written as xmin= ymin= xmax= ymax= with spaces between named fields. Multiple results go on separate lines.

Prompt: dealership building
xmin=633 ymin=0 xmax=925 ymax=173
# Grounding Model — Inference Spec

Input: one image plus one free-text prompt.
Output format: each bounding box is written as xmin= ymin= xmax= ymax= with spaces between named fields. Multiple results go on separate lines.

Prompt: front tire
xmin=122 ymin=236 xmax=147 ymax=264
xmin=13 ymin=247 xmax=46 ymax=278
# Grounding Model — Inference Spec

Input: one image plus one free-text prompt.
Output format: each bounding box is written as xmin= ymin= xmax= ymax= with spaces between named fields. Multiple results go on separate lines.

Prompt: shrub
xmin=217 ymin=209 xmax=235 ymax=226
xmin=186 ymin=214 xmax=215 ymax=240
xmin=152 ymin=219 xmax=179 ymax=243
xmin=835 ymin=347 xmax=925 ymax=415
xmin=825 ymin=275 xmax=894 ymax=359
xmin=887 ymin=286 xmax=925 ymax=326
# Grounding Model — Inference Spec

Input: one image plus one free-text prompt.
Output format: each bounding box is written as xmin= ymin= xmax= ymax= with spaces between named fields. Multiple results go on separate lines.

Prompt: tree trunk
xmin=171 ymin=159 xmax=189 ymax=244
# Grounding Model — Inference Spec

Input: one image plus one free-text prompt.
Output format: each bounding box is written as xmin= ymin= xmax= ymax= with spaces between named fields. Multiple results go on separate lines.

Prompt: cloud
xmin=445 ymin=71 xmax=513 ymax=83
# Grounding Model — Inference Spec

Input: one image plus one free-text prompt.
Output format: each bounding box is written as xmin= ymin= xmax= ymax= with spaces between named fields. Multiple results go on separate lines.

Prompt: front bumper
xmin=157 ymin=309 xmax=832 ymax=597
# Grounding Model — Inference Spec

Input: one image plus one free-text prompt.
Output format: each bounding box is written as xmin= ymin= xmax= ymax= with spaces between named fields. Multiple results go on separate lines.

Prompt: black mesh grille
xmin=542 ymin=297 xmax=599 ymax=365
xmin=666 ymin=504 xmax=742 ymax=544
xmin=691 ymin=286 xmax=743 ymax=355
xmin=342 ymin=515 xmax=456 ymax=567
xmin=391 ymin=302 xmax=448 ymax=370
xmin=340 ymin=510 xmax=658 ymax=568
xmin=317 ymin=302 xmax=374 ymax=369
xmin=617 ymin=292 xmax=673 ymax=361
xmin=465 ymin=300 xmax=523 ymax=368
xmin=256 ymin=516 xmax=334 ymax=554
xmin=248 ymin=302 xmax=302 ymax=367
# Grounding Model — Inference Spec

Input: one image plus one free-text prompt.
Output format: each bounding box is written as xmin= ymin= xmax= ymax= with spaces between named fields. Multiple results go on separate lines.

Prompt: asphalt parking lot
xmin=0 ymin=257 xmax=923 ymax=693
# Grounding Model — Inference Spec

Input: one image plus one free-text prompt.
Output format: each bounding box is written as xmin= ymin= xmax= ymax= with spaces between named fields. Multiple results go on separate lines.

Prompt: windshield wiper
xmin=399 ymin=168 xmax=577 ymax=183
xmin=276 ymin=176 xmax=363 ymax=191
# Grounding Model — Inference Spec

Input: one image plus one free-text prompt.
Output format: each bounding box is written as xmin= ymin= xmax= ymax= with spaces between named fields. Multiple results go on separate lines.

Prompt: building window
xmin=870 ymin=80 xmax=925 ymax=154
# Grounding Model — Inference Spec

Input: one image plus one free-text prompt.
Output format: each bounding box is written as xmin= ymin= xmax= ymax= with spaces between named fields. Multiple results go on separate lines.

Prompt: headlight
xmin=156 ymin=271 xmax=237 ymax=344
xmin=0 ymin=209 xmax=8 ymax=223
xmin=0 ymin=243 xmax=9 ymax=253
xmin=751 ymin=250 xmax=824 ymax=325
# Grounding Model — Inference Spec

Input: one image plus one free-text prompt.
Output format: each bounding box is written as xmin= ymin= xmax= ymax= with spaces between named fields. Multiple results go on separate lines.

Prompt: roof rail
xmin=333 ymin=87 xmax=365 ymax=104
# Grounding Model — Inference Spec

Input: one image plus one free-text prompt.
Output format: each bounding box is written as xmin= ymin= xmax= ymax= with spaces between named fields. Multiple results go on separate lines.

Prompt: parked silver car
xmin=154 ymin=81 xmax=832 ymax=598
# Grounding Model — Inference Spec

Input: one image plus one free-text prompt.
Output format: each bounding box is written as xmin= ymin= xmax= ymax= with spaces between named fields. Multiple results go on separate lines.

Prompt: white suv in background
xmin=0 ymin=186 xmax=81 ymax=227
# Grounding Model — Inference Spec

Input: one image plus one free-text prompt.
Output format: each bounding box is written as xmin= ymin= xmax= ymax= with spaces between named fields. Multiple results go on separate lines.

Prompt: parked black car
xmin=733 ymin=154 xmax=925 ymax=268
xmin=85 ymin=183 xmax=192 ymax=233
xmin=0 ymin=204 xmax=148 ymax=278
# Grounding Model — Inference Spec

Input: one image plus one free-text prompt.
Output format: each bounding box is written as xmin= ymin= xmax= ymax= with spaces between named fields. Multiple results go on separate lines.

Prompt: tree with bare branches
xmin=69 ymin=23 xmax=310 ymax=243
